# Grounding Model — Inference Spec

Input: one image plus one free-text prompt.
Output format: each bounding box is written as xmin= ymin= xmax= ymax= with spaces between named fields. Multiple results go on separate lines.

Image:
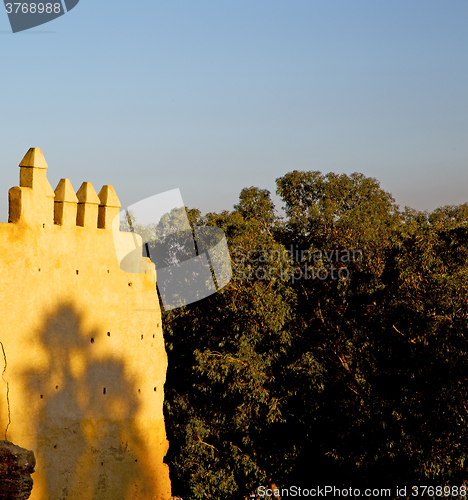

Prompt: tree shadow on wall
xmin=23 ymin=303 xmax=154 ymax=500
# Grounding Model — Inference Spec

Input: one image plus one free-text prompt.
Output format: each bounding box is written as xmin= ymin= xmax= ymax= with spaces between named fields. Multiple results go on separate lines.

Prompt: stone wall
xmin=0 ymin=440 xmax=35 ymax=500
xmin=0 ymin=148 xmax=171 ymax=500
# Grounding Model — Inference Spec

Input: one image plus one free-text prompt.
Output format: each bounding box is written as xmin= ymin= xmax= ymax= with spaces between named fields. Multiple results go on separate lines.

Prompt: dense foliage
xmin=155 ymin=171 xmax=468 ymax=498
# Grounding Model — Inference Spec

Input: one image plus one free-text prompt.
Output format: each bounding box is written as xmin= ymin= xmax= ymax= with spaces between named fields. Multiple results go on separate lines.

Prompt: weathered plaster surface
xmin=0 ymin=148 xmax=171 ymax=500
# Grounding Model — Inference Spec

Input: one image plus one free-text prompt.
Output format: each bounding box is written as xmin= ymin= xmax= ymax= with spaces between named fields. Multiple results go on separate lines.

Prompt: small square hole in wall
xmin=138 ymin=389 xmax=141 ymax=393
xmin=141 ymin=334 xmax=143 ymax=340
xmin=153 ymin=334 xmax=155 ymax=338
xmin=103 ymin=388 xmax=106 ymax=395
xmin=107 ymin=270 xmax=110 ymax=273
xmin=91 ymin=338 xmax=94 ymax=343
xmin=55 ymin=385 xmax=58 ymax=390
xmin=43 ymin=224 xmax=45 ymax=228
xmin=38 ymin=268 xmax=41 ymax=272
xmin=76 ymin=270 xmax=79 ymax=275
xmin=54 ymin=445 xmax=57 ymax=449
xmin=128 ymin=282 xmax=132 ymax=287
xmin=154 ymin=387 xmax=156 ymax=392
xmin=107 ymin=332 xmax=110 ymax=337
xmin=40 ymin=395 xmax=43 ymax=399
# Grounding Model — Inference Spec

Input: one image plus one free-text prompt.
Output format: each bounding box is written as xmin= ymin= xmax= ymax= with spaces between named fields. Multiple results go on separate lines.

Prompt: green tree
xmin=162 ymin=173 xmax=468 ymax=496
xmin=374 ymin=207 xmax=468 ymax=484
xmin=272 ymin=171 xmax=404 ymax=486
xmin=164 ymin=189 xmax=296 ymax=499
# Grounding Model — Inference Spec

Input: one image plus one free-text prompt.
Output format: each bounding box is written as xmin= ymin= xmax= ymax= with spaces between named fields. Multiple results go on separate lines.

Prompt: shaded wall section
xmin=0 ymin=148 xmax=171 ymax=500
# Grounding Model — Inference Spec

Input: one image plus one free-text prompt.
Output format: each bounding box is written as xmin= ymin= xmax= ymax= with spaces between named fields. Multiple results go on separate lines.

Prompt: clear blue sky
xmin=1 ymin=0 xmax=467 ymax=221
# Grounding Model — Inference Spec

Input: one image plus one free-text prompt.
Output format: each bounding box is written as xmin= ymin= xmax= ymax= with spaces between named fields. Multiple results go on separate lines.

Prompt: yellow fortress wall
xmin=0 ymin=148 xmax=171 ymax=500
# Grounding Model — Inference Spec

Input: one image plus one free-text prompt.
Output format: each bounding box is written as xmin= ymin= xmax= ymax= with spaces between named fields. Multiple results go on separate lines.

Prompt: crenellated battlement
xmin=8 ymin=147 xmax=121 ymax=231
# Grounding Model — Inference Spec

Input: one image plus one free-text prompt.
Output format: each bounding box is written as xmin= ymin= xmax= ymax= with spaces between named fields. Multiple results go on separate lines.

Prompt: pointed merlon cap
xmin=55 ymin=179 xmax=78 ymax=203
xmin=19 ymin=148 xmax=48 ymax=169
xmin=76 ymin=182 xmax=101 ymax=205
xmin=98 ymin=185 xmax=120 ymax=208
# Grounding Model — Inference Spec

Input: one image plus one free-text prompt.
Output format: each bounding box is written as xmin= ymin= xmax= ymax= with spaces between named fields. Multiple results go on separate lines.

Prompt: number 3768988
xmin=5 ymin=3 xmax=62 ymax=14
